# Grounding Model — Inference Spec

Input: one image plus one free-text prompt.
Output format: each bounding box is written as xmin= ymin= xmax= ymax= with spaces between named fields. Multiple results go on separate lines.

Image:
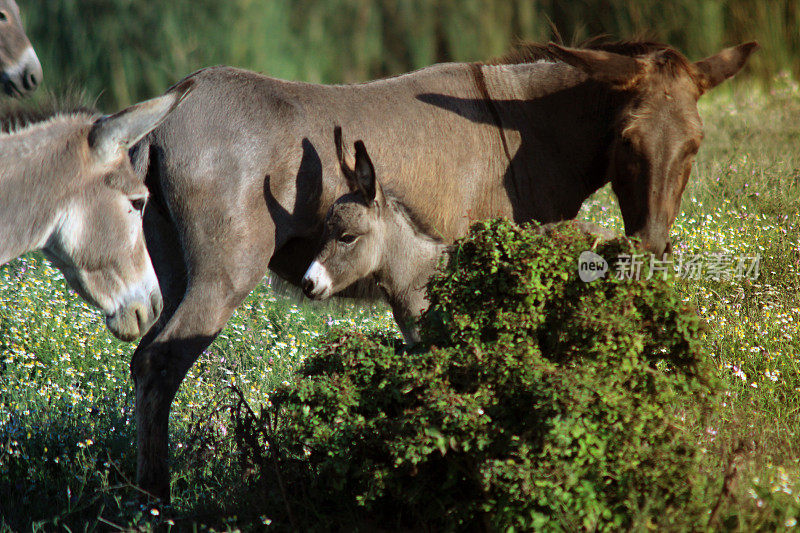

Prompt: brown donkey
xmin=0 ymin=0 xmax=42 ymax=97
xmin=130 ymin=40 xmax=756 ymax=499
xmin=303 ymin=128 xmax=618 ymax=345
xmin=0 ymin=80 xmax=193 ymax=340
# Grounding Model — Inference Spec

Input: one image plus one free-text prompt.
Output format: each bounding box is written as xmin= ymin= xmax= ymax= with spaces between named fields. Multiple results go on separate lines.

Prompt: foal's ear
xmin=692 ymin=42 xmax=759 ymax=93
xmin=547 ymin=43 xmax=646 ymax=88
xmin=334 ymin=126 xmax=380 ymax=205
xmin=352 ymin=140 xmax=378 ymax=205
xmin=89 ymin=78 xmax=195 ymax=164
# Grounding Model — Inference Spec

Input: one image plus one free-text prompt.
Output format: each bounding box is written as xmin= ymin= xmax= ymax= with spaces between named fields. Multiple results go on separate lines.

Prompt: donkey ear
xmin=89 ymin=78 xmax=195 ymax=164
xmin=547 ymin=43 xmax=646 ymax=88
xmin=352 ymin=140 xmax=378 ymax=204
xmin=692 ymin=42 xmax=759 ymax=93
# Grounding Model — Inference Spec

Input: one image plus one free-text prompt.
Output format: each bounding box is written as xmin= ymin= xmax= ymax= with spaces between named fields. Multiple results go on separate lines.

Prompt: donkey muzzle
xmin=106 ymin=288 xmax=163 ymax=342
xmin=302 ymin=261 xmax=333 ymax=300
xmin=2 ymin=47 xmax=42 ymax=97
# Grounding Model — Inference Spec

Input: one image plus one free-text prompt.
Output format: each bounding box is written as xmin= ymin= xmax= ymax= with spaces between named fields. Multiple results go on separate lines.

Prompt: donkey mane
xmin=382 ymin=189 xmax=446 ymax=245
xmin=0 ymin=92 xmax=95 ymax=134
xmin=487 ymin=38 xmax=694 ymax=76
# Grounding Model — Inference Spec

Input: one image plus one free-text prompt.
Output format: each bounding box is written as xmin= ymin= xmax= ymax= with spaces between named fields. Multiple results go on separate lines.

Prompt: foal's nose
xmin=302 ymin=260 xmax=332 ymax=299
xmin=301 ymin=275 xmax=316 ymax=298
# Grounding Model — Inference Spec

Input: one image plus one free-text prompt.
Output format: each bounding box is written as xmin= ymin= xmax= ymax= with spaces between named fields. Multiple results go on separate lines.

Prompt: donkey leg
xmin=390 ymin=303 xmax=422 ymax=347
xmin=128 ymin=198 xmax=191 ymax=501
xmin=131 ymin=228 xmax=274 ymax=501
xmin=131 ymin=296 xmax=230 ymax=501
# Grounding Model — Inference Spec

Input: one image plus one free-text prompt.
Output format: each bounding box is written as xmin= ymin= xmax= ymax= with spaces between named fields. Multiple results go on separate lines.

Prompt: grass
xmin=0 ymin=261 xmax=396 ymax=530
xmin=3 ymin=77 xmax=800 ymax=530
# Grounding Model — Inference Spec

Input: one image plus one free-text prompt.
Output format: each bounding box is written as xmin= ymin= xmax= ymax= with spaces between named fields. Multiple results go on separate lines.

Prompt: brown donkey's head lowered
xmin=546 ymin=41 xmax=758 ymax=255
xmin=0 ymin=0 xmax=41 ymax=96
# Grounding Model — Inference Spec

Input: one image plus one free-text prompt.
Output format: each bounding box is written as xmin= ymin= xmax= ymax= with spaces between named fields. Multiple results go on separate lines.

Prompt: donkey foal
xmin=303 ymin=128 xmax=447 ymax=345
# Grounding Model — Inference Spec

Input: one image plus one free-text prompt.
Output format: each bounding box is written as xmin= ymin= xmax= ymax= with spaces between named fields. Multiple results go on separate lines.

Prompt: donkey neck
xmin=477 ymin=60 xmax=619 ymax=127
xmin=376 ymin=198 xmax=447 ymax=311
xmin=473 ymin=61 xmax=620 ymax=221
xmin=0 ymin=117 xmax=83 ymax=264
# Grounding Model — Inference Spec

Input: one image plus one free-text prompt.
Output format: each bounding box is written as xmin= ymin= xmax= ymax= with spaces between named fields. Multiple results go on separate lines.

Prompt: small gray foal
xmin=302 ymin=128 xmax=446 ymax=345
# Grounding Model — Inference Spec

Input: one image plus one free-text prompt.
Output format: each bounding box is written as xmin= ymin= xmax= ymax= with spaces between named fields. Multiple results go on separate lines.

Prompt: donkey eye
xmin=130 ymin=197 xmax=147 ymax=213
xmin=0 ymin=12 xmax=8 ymax=22
xmin=338 ymin=234 xmax=357 ymax=245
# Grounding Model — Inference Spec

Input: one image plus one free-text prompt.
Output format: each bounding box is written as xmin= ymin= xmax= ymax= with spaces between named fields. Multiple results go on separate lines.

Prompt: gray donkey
xmin=303 ymin=128 xmax=617 ymax=345
xmin=0 ymin=0 xmax=42 ymax=97
xmin=130 ymin=39 xmax=756 ymax=500
xmin=0 ymin=79 xmax=193 ymax=340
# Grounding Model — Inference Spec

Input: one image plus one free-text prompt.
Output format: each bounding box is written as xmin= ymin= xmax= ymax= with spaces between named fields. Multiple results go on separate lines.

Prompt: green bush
xmin=267 ymin=219 xmax=717 ymax=530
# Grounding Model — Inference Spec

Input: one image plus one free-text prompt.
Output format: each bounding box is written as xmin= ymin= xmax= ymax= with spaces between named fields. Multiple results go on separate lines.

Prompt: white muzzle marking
xmin=104 ymin=261 xmax=162 ymax=341
xmin=303 ymin=260 xmax=333 ymax=299
xmin=5 ymin=47 xmax=39 ymax=77
xmin=109 ymin=262 xmax=160 ymax=317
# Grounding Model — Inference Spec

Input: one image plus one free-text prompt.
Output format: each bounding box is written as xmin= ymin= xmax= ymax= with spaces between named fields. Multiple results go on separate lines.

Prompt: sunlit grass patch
xmin=0 ymin=255 xmax=397 ymax=528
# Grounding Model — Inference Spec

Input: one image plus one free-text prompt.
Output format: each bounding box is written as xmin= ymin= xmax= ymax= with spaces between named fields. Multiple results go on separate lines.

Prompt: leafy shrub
xmin=267 ymin=219 xmax=717 ymax=530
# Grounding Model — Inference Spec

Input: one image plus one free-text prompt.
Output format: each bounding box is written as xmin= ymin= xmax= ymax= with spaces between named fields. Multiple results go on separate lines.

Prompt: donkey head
xmin=0 ymin=0 xmax=41 ymax=97
xmin=548 ymin=41 xmax=758 ymax=255
xmin=302 ymin=127 xmax=389 ymax=300
xmin=42 ymin=80 xmax=193 ymax=341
